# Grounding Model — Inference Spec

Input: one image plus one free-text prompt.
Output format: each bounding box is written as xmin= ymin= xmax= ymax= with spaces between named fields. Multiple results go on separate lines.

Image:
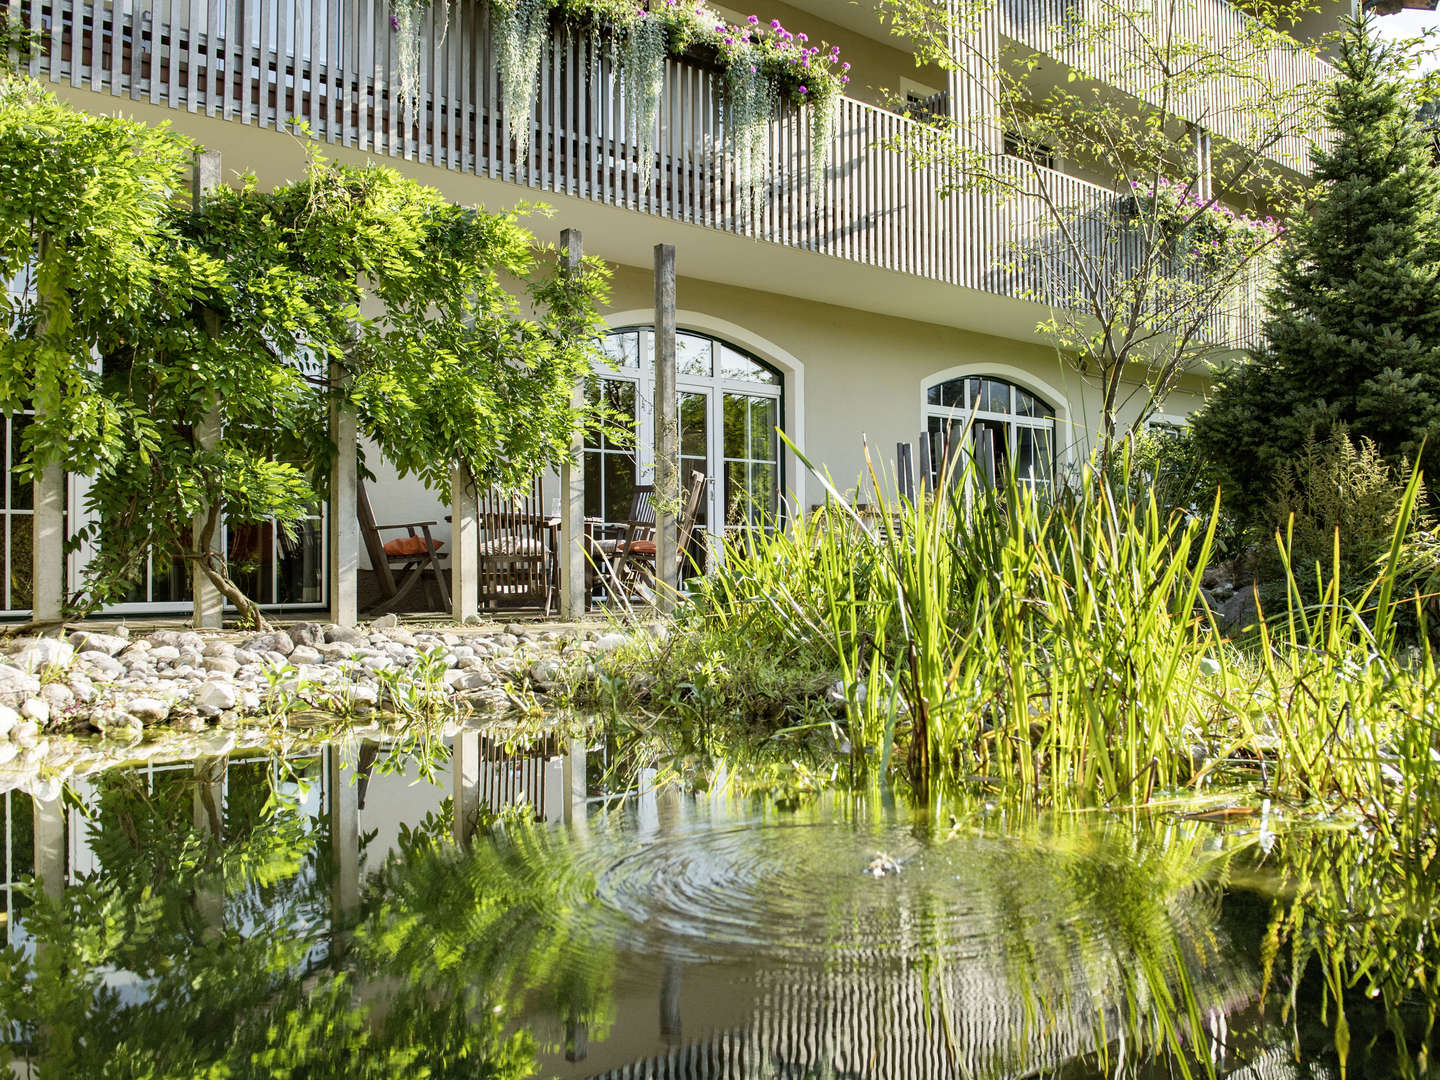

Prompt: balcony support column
xmin=328 ymin=358 xmax=359 ymax=628
xmin=558 ymin=228 xmax=588 ymax=620
xmin=652 ymin=243 xmax=679 ymax=614
xmin=191 ymin=150 xmax=225 ymax=629
xmin=451 ymin=463 xmax=479 ymax=623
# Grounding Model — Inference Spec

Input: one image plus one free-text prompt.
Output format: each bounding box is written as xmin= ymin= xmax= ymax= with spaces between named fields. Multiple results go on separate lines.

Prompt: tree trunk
xmin=191 ymin=502 xmax=271 ymax=630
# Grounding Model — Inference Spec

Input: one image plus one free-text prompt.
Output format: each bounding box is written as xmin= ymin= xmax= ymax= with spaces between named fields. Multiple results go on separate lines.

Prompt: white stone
xmin=40 ymin=683 xmax=74 ymax=711
xmin=594 ymin=632 xmax=628 ymax=655
xmin=67 ymin=675 xmax=95 ymax=704
xmin=13 ymin=719 xmax=38 ymax=747
xmin=361 ymin=654 xmax=396 ymax=672
xmin=203 ymin=641 xmax=236 ymax=658
xmin=19 ymin=698 xmax=49 ymax=725
xmin=12 ymin=638 xmax=74 ymax=674
xmin=0 ymin=743 xmax=16 ymax=766
xmin=68 ymin=631 xmax=128 ymax=656
xmin=289 ymin=645 xmax=323 ymax=666
xmin=177 ymin=647 xmax=204 ymax=668
xmin=0 ymin=704 xmax=17 ymax=739
xmin=349 ymin=684 xmax=379 ymax=707
xmin=123 ymin=697 xmax=170 ymax=723
xmin=203 ymin=656 xmax=239 ymax=676
xmin=194 ymin=681 xmax=238 ymax=711
xmin=150 ymin=645 xmax=181 ymax=664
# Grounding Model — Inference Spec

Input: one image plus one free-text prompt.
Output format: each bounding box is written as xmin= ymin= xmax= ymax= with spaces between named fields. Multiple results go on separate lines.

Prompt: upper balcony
xmin=9 ymin=0 xmax=1314 ymax=349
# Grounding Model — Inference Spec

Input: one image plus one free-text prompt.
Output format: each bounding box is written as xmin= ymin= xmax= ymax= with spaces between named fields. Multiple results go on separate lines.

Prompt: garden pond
xmin=0 ymin=729 xmax=1431 ymax=1078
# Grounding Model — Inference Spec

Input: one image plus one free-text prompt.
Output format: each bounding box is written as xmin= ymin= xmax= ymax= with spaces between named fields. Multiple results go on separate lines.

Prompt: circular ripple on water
xmin=576 ymin=817 xmax=1031 ymax=962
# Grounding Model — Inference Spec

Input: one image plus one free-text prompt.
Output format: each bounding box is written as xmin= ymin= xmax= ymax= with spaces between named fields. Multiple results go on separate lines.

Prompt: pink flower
xmin=770 ymin=18 xmax=780 ymax=28
xmin=798 ymin=84 xmax=807 ymax=93
xmin=748 ymin=13 xmax=758 ymax=22
xmin=842 ymin=61 xmax=850 ymax=70
xmin=841 ymin=75 xmax=849 ymax=83
xmin=797 ymin=32 xmax=807 ymax=41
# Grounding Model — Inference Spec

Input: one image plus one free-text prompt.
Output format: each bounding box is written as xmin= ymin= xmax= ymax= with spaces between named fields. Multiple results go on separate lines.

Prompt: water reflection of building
xmin=1 ymin=732 xmax=588 ymax=950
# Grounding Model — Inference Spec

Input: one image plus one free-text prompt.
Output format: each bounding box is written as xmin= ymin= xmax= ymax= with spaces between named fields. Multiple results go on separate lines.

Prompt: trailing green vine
xmin=453 ymin=0 xmax=850 ymax=191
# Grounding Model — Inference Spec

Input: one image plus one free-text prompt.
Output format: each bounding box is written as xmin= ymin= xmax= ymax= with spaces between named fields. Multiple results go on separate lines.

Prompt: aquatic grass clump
xmin=624 ymin=436 xmax=1440 ymax=820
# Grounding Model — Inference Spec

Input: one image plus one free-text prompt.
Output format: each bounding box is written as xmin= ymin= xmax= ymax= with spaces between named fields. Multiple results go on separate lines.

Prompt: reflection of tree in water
xmin=0 ymin=752 xmax=612 ymax=1078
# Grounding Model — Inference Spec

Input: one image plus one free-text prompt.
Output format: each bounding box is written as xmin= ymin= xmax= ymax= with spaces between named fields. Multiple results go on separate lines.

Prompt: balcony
xmin=14 ymin=0 xmax=1276 ymax=347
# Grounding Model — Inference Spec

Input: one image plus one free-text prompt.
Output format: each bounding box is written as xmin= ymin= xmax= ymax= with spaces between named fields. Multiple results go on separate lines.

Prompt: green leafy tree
xmin=878 ymin=0 xmax=1325 ymax=466
xmin=1192 ymin=18 xmax=1440 ymax=525
xmin=0 ymin=62 xmax=608 ymax=627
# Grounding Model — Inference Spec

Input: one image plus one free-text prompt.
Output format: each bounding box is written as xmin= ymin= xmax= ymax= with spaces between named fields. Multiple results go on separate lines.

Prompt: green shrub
xmin=1262 ymin=426 xmax=1430 ymax=594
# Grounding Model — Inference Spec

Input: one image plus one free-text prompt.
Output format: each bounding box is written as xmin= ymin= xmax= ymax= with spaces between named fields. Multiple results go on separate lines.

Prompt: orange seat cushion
xmin=384 ymin=536 xmax=443 ymax=557
xmin=627 ymin=540 xmax=657 ymax=556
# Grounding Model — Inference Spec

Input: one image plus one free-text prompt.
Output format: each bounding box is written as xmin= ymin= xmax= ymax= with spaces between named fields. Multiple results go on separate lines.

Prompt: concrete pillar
xmin=328 ymin=361 xmax=359 ymax=627
xmin=191 ymin=150 xmax=225 ymax=629
xmin=453 ymin=730 xmax=481 ymax=847
xmin=652 ymin=243 xmax=679 ymax=613
xmin=31 ymin=463 xmax=63 ymax=624
xmin=450 ymin=463 xmax=479 ymax=623
xmin=327 ymin=745 xmax=361 ymax=946
xmin=192 ymin=756 xmax=226 ymax=930
xmin=33 ymin=793 xmax=66 ymax=903
xmin=563 ymin=736 xmax=586 ymax=826
xmin=558 ymin=229 xmax=588 ymax=620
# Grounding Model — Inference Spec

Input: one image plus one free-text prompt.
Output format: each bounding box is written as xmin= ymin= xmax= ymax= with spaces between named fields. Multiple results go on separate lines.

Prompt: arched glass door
xmin=587 ymin=328 xmax=784 ymax=565
xmin=925 ymin=375 xmax=1056 ymax=491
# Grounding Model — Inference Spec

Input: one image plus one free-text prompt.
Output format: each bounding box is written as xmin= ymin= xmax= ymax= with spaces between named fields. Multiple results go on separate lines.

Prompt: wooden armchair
xmin=604 ymin=471 xmax=707 ymax=601
xmin=357 ymin=481 xmax=451 ymax=614
xmin=478 ymin=478 xmax=552 ymax=613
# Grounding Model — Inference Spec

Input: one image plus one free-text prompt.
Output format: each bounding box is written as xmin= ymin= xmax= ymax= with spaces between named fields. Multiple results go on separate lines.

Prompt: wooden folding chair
xmin=357 ymin=480 xmax=451 ymax=614
xmin=477 ymin=477 xmax=552 ymax=613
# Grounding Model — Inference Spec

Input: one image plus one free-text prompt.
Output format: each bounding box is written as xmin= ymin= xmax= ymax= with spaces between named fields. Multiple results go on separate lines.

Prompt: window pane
xmin=724 ymin=461 xmax=747 ymax=526
xmin=277 ymin=517 xmax=323 ymax=605
xmin=9 ymin=515 xmax=30 ymax=610
xmin=676 ymin=333 xmax=712 ymax=377
xmin=152 ymin=550 xmax=193 ymax=604
xmin=977 ymin=379 xmax=1010 ymax=414
xmin=679 ymin=392 xmax=707 ymax=457
xmin=927 ymin=379 xmax=963 ymax=409
xmin=600 ymin=380 xmax=637 ymax=452
xmin=719 ymin=346 xmax=779 ymax=384
xmin=10 ymin=417 xmax=30 ymax=511
xmin=227 ymin=522 xmax=271 ymax=605
xmin=584 ymin=450 xmax=603 ymax=520
xmin=601 ymin=331 xmax=639 ymax=369
xmin=603 ymin=454 xmax=637 ymax=525
xmin=722 ymin=393 xmax=747 ymax=459
xmin=748 ymin=397 xmax=778 ymax=461
xmin=751 ymin=463 xmax=779 ymax=520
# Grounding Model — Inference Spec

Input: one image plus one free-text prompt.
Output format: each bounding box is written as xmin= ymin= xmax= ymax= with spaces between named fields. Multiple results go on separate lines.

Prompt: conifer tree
xmin=1192 ymin=18 xmax=1440 ymax=524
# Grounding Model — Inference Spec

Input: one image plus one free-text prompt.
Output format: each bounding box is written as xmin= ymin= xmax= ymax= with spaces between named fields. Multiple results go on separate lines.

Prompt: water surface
xmin=0 ymin=733 xmax=1418 ymax=1078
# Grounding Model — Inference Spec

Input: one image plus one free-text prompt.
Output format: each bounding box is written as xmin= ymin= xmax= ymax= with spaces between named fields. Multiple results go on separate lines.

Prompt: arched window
xmin=587 ymin=328 xmax=784 ymax=556
xmin=925 ymin=375 xmax=1056 ymax=491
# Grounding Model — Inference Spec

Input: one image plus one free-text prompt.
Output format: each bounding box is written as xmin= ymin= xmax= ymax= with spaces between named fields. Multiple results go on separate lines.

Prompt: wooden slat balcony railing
xmin=8 ymin=0 xmax=1271 ymax=347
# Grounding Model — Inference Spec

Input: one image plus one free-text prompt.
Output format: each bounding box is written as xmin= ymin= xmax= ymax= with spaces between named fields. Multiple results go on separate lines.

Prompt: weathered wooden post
xmin=33 ymin=792 xmax=66 ymax=903
xmin=327 ymin=744 xmax=360 ymax=955
xmin=557 ymin=229 xmax=587 ymax=620
xmin=192 ymin=756 xmax=226 ymax=929
xmin=328 ymin=358 xmax=359 ymax=627
xmin=652 ymin=244 xmax=679 ymax=613
xmin=450 ymin=464 xmax=479 ymax=623
xmin=453 ymin=730 xmax=481 ymax=847
xmin=191 ymin=150 xmax=225 ymax=629
xmin=30 ymin=231 xmax=67 ymax=624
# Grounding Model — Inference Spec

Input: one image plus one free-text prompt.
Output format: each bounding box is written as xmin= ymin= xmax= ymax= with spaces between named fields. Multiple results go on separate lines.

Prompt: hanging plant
xmin=620 ymin=10 xmax=669 ymax=190
xmin=479 ymin=0 xmax=850 ymax=188
xmin=723 ymin=49 xmax=773 ymax=227
xmin=389 ymin=0 xmax=452 ymax=119
xmin=494 ymin=0 xmax=551 ymax=156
